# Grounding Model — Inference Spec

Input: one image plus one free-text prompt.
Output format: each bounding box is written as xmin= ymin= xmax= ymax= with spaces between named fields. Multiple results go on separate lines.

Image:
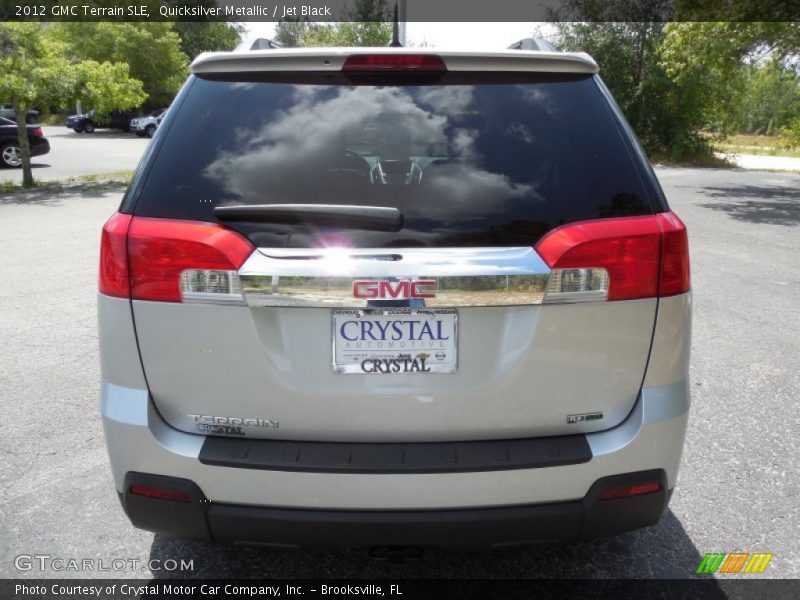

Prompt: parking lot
xmin=0 ymin=126 xmax=149 ymax=183
xmin=0 ymin=159 xmax=798 ymax=579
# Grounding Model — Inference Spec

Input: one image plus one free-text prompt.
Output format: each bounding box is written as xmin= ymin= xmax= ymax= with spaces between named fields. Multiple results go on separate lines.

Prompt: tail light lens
xmin=128 ymin=218 xmax=253 ymax=302
xmin=656 ymin=212 xmax=690 ymax=297
xmin=98 ymin=215 xmax=254 ymax=303
xmin=99 ymin=213 xmax=133 ymax=298
xmin=343 ymin=54 xmax=447 ymax=72
xmin=535 ymin=212 xmax=689 ymax=302
xmin=31 ymin=127 xmax=43 ymax=138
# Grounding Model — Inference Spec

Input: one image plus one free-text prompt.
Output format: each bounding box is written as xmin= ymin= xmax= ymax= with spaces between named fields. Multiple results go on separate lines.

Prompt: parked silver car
xmin=0 ymin=104 xmax=39 ymax=123
xmin=130 ymin=108 xmax=168 ymax=138
xmin=98 ymin=47 xmax=691 ymax=547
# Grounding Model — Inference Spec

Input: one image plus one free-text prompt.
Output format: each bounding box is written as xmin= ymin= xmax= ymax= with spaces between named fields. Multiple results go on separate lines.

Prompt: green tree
xmin=545 ymin=1 xmax=799 ymax=160
xmin=782 ymin=119 xmax=800 ymax=149
xmin=660 ymin=22 xmax=800 ymax=132
xmin=546 ymin=1 xmax=715 ymax=160
xmin=274 ymin=20 xmax=311 ymax=48
xmin=551 ymin=20 xmax=710 ymax=160
xmin=275 ymin=21 xmax=392 ymax=48
xmin=728 ymin=62 xmax=800 ymax=134
xmin=54 ymin=23 xmax=189 ymax=108
xmin=0 ymin=23 xmax=145 ymax=187
xmin=173 ymin=21 xmax=244 ymax=61
xmin=275 ymin=0 xmax=392 ymax=48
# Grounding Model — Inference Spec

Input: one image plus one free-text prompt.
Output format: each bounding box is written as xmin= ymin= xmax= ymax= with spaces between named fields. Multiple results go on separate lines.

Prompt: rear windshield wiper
xmin=214 ymin=204 xmax=403 ymax=232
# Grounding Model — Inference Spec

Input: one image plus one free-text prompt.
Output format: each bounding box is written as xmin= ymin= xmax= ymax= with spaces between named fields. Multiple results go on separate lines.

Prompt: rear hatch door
xmin=128 ymin=61 xmax=661 ymax=441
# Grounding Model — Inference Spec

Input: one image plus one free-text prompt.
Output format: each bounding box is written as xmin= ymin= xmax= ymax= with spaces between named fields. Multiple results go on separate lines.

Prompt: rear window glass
xmin=132 ymin=73 xmax=655 ymax=247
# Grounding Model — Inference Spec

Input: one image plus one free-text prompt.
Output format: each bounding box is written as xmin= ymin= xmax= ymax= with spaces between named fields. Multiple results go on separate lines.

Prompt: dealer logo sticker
xmin=567 ymin=412 xmax=604 ymax=424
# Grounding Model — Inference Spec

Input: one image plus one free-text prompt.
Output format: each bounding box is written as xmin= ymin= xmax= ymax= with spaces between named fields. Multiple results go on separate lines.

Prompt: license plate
xmin=332 ymin=309 xmax=457 ymax=374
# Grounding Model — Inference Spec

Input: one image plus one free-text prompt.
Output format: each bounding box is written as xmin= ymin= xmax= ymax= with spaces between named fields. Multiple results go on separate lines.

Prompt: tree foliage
xmin=275 ymin=0 xmax=392 ymax=48
xmin=548 ymin=1 xmax=800 ymax=160
xmin=725 ymin=62 xmax=800 ymax=135
xmin=173 ymin=21 xmax=244 ymax=61
xmin=54 ymin=22 xmax=189 ymax=108
xmin=0 ymin=23 xmax=145 ymax=186
xmin=552 ymin=21 xmax=710 ymax=160
xmin=72 ymin=60 xmax=149 ymax=115
xmin=782 ymin=119 xmax=800 ymax=149
xmin=275 ymin=21 xmax=392 ymax=48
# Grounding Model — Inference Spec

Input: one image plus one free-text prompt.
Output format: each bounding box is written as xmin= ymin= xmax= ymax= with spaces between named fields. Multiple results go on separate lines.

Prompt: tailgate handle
xmin=214 ymin=204 xmax=403 ymax=232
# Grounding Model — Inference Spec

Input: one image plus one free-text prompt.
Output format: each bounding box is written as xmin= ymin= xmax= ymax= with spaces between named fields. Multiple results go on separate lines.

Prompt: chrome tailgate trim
xmin=238 ymin=246 xmax=551 ymax=308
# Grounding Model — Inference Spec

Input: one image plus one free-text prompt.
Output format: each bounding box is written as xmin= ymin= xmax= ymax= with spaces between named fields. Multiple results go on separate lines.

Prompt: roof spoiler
xmin=191 ymin=48 xmax=598 ymax=75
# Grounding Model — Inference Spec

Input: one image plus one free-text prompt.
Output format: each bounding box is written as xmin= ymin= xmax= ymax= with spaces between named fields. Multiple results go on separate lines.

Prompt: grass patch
xmin=0 ymin=180 xmax=21 ymax=195
xmin=0 ymin=170 xmax=133 ymax=196
xmin=711 ymin=134 xmax=800 ymax=158
xmin=652 ymin=152 xmax=736 ymax=169
xmin=63 ymin=170 xmax=134 ymax=185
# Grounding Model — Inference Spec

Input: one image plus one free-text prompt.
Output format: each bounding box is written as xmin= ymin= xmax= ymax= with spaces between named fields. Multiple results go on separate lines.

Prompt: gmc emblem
xmin=352 ymin=279 xmax=437 ymax=299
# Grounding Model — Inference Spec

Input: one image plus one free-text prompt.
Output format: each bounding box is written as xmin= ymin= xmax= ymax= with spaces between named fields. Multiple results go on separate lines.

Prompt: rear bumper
xmin=102 ymin=376 xmax=689 ymax=509
xmin=120 ymin=470 xmax=670 ymax=548
xmin=30 ymin=140 xmax=49 ymax=157
xmin=99 ymin=280 xmax=691 ymax=545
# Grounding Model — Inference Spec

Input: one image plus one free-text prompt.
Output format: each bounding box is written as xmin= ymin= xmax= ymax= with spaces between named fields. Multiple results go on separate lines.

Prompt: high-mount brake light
xmin=127 ymin=218 xmax=254 ymax=303
xmin=535 ymin=213 xmax=689 ymax=302
xmin=343 ymin=54 xmax=447 ymax=72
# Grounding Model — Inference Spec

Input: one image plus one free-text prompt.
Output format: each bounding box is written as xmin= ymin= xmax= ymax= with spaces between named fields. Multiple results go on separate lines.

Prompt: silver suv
xmin=99 ymin=47 xmax=691 ymax=547
xmin=130 ymin=108 xmax=168 ymax=138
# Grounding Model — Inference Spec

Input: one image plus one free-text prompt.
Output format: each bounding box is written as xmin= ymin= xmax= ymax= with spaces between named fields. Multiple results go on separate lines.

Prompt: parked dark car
xmin=66 ymin=109 xmax=137 ymax=133
xmin=0 ymin=117 xmax=50 ymax=168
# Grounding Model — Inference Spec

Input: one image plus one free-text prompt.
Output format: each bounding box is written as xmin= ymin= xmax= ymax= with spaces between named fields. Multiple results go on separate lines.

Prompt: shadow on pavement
xmin=0 ymin=182 xmax=127 ymax=206
xmin=698 ymin=184 xmax=800 ymax=226
xmin=61 ymin=130 xmax=142 ymax=140
xmin=149 ymin=508 xmax=719 ymax=582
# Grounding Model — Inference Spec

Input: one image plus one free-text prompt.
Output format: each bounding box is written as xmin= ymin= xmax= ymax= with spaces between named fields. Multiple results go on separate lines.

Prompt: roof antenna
xmin=389 ymin=1 xmax=402 ymax=47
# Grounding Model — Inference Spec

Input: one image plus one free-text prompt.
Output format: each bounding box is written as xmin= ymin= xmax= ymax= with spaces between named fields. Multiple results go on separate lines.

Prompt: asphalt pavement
xmin=0 ymin=166 xmax=798 ymax=580
xmin=0 ymin=126 xmax=149 ymax=183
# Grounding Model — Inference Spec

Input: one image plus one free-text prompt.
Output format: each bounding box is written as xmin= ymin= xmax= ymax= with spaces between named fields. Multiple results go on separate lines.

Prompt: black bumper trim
xmin=198 ymin=433 xmax=592 ymax=474
xmin=121 ymin=469 xmax=668 ymax=548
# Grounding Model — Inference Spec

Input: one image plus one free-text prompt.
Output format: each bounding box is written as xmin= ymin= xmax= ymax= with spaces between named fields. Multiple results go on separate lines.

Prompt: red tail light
xmin=98 ymin=215 xmax=254 ymax=302
xmin=99 ymin=213 xmax=133 ymax=298
xmin=31 ymin=127 xmax=43 ymax=138
xmin=656 ymin=212 xmax=690 ymax=297
xmin=535 ymin=212 xmax=689 ymax=301
xmin=599 ymin=481 xmax=662 ymax=500
xmin=128 ymin=218 xmax=254 ymax=302
xmin=129 ymin=484 xmax=191 ymax=503
xmin=343 ymin=54 xmax=446 ymax=72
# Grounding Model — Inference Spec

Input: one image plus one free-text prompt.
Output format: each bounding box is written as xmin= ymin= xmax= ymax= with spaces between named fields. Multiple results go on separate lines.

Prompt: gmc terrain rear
xmin=99 ymin=46 xmax=691 ymax=547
